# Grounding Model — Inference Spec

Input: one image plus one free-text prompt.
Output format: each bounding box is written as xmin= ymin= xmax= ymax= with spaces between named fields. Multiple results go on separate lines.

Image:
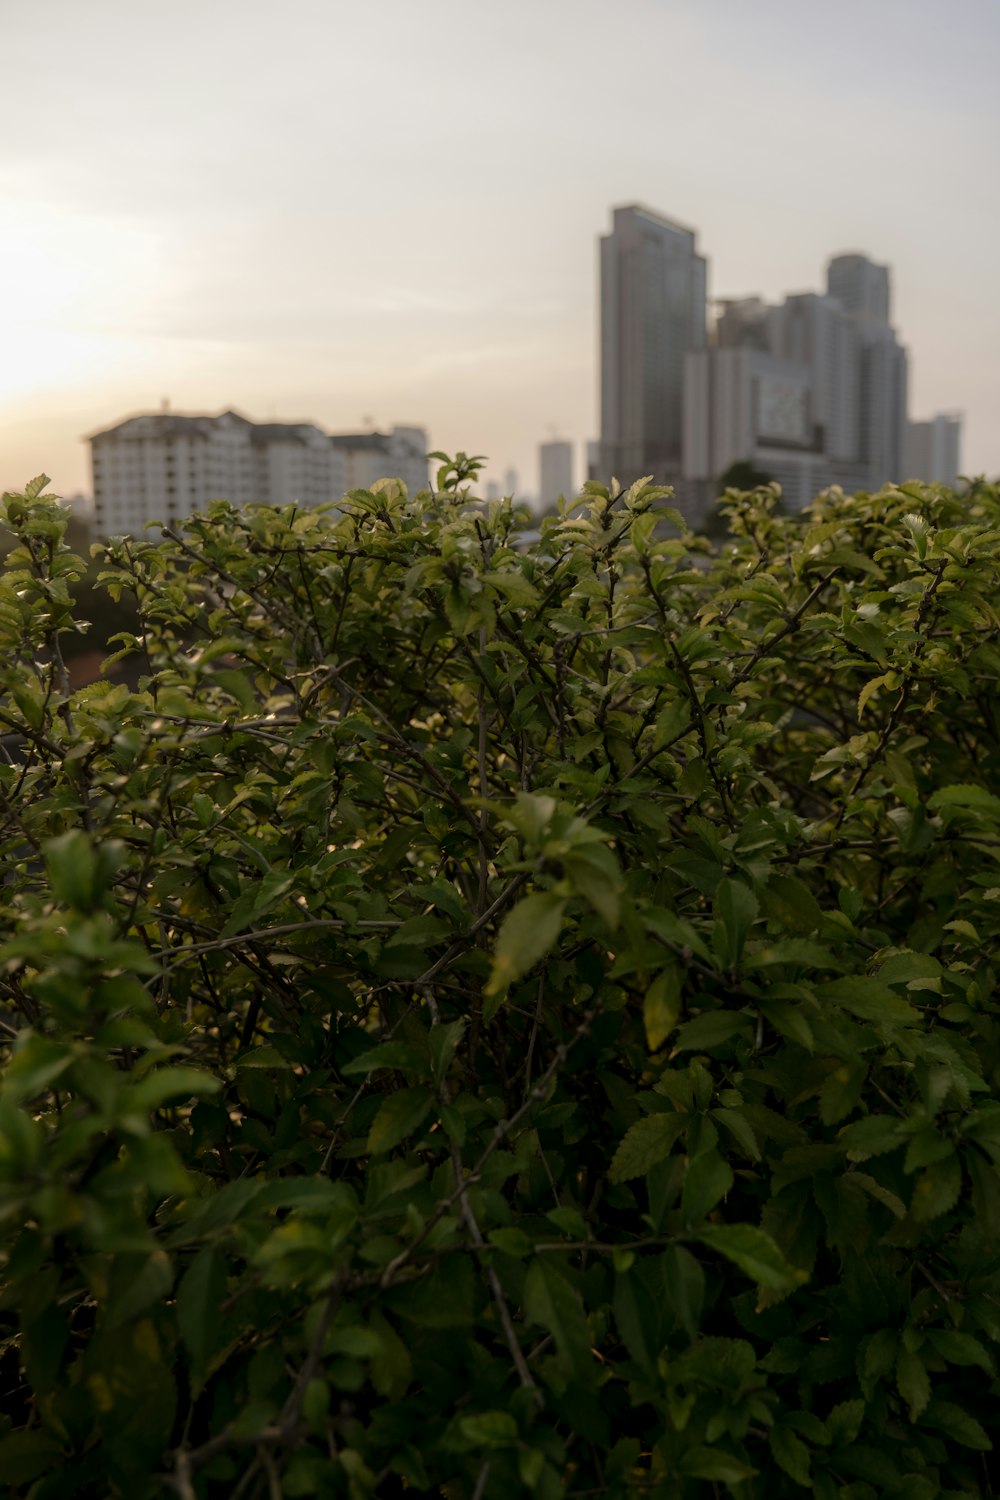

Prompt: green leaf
xmin=609 ymin=1112 xmax=687 ymax=1183
xmin=176 ymin=1247 xmax=226 ymax=1384
xmin=459 ymin=1411 xmax=519 ymax=1448
xmin=770 ymin=1423 xmax=811 ymax=1486
xmin=643 ymin=963 xmax=682 ymax=1051
xmin=488 ymin=1227 xmax=534 ymax=1258
xmin=922 ymin=1400 xmax=992 ymax=1450
xmin=563 ymin=845 xmax=621 ymax=928
xmin=128 ymin=1066 xmax=221 ymax=1114
xmin=696 ymin=1225 xmax=805 ymax=1294
xmin=761 ymin=873 xmax=825 ymax=933
xmin=484 ymin=891 xmax=567 ymax=1006
xmin=928 ymin=783 xmax=1000 ymax=819
xmin=910 ymin=1154 xmax=961 ymax=1221
xmin=712 ymin=1106 xmax=761 ymax=1161
xmin=218 ymin=871 xmax=296 ymax=939
xmin=340 ymin=1041 xmax=428 ymax=1078
xmin=925 ymin=1328 xmax=994 ymax=1374
xmin=524 ymin=1258 xmax=593 ymax=1379
xmin=681 ymin=1149 xmax=734 ymax=1224
xmin=896 ymin=1345 xmax=930 ymax=1421
xmin=678 ymin=1446 xmax=756 ymax=1483
xmin=674 ymin=1010 xmax=753 ymax=1052
xmin=712 ymin=878 xmax=759 ymax=970
xmin=366 ymin=1087 xmax=434 ymax=1155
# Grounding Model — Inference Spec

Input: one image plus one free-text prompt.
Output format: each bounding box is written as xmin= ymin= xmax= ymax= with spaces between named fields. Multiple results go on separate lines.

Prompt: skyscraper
xmin=827 ymin=253 xmax=891 ymax=324
xmin=599 ymin=205 xmax=707 ymax=492
xmin=825 ymin=253 xmax=907 ymax=490
xmin=538 ymin=440 xmax=574 ymax=508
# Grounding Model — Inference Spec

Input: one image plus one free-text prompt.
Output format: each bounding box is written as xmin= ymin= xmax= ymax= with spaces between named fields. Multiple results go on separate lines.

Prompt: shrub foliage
xmin=2 ymin=464 xmax=1000 ymax=1498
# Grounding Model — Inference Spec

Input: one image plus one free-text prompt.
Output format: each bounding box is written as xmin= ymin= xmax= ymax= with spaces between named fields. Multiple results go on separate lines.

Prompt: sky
xmin=1 ymin=0 xmax=998 ymax=502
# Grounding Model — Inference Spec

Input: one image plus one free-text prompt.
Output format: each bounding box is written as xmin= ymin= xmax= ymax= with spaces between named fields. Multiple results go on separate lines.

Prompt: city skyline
xmin=2 ymin=0 xmax=998 ymax=501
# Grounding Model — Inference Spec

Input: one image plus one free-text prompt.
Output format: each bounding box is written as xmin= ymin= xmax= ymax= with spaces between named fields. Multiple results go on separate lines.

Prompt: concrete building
xmin=682 ymin=250 xmax=910 ymax=510
xmin=827 ymin=252 xmax=891 ymax=325
xmin=89 ymin=410 xmax=428 ymax=536
xmin=684 ymin=346 xmax=825 ymax=511
xmin=768 ymin=294 xmax=861 ymax=469
xmin=906 ymin=414 xmax=962 ymax=485
xmin=329 ymin=427 xmax=429 ymax=498
xmin=825 ymin=254 xmax=907 ymax=490
xmin=599 ymin=204 xmax=707 ymax=499
xmin=539 ymin=440 xmax=574 ymax=508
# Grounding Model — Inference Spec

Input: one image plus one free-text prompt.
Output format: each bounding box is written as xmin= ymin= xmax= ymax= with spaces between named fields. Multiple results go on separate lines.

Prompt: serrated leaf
xmin=925 ymin=1328 xmax=994 ymax=1374
xmin=922 ymin=1400 xmax=992 ymax=1450
xmin=609 ymin=1112 xmax=687 ymax=1183
xmin=484 ymin=891 xmax=566 ymax=1004
xmin=770 ymin=1423 xmax=811 ymax=1486
xmin=674 ymin=1010 xmax=753 ymax=1052
xmin=696 ymin=1224 xmax=804 ymax=1294
xmin=712 ymin=1106 xmax=761 ymax=1161
xmin=896 ymin=1345 xmax=930 ymax=1420
xmin=910 ymin=1154 xmax=961 ymax=1221
xmin=366 ymin=1087 xmax=434 ymax=1155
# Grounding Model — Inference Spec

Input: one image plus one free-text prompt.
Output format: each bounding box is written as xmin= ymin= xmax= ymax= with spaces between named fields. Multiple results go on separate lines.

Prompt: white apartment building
xmin=538 ymin=440 xmax=574 ymax=508
xmin=89 ymin=410 xmax=429 ymax=536
xmin=329 ymin=427 xmax=429 ymax=499
xmin=906 ymin=414 xmax=962 ymax=485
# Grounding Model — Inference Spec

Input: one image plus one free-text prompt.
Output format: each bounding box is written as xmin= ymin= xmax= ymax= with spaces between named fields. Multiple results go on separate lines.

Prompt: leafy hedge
xmin=2 ymin=462 xmax=1000 ymax=1498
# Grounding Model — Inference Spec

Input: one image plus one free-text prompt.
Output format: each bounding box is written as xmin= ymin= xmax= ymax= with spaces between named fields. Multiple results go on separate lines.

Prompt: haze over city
xmin=2 ymin=0 xmax=998 ymax=500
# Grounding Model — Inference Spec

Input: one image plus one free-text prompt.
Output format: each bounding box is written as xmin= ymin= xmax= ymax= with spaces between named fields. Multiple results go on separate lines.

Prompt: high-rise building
xmin=599 ymin=205 xmax=707 ymax=495
xmin=683 ymin=249 xmax=912 ymax=509
xmin=827 ymin=253 xmax=891 ymax=325
xmin=89 ymin=410 xmax=428 ymax=536
xmin=906 ymin=414 xmax=962 ymax=485
xmin=767 ymin=294 xmax=861 ymax=468
xmin=539 ymin=440 xmax=574 ymax=508
xmin=684 ymin=346 xmax=824 ymax=511
xmin=825 ymin=254 xmax=907 ymax=490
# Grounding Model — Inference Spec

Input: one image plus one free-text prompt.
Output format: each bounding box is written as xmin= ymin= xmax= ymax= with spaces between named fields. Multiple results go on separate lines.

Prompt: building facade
xmin=89 ymin=410 xmax=429 ymax=536
xmin=599 ymin=205 xmax=707 ymax=498
xmin=906 ymin=414 xmax=962 ymax=485
xmin=538 ymin=440 xmax=574 ymax=508
xmin=682 ymin=251 xmax=910 ymax=510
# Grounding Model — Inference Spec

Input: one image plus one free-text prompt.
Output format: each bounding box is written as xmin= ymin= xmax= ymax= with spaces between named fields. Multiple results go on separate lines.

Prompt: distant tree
xmin=716 ymin=458 xmax=774 ymax=495
xmin=697 ymin=459 xmax=778 ymax=539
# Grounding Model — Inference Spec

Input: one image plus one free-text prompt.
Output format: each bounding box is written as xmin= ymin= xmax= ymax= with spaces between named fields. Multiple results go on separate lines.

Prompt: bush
xmin=2 ymin=464 xmax=1000 ymax=1498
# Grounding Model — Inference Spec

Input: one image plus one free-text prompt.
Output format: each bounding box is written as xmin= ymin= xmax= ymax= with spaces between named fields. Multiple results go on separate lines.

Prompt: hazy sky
xmin=2 ymin=0 xmax=998 ymax=501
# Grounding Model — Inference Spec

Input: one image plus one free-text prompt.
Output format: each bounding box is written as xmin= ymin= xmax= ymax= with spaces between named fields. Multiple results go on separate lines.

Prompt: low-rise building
xmin=89 ymin=409 xmax=429 ymax=536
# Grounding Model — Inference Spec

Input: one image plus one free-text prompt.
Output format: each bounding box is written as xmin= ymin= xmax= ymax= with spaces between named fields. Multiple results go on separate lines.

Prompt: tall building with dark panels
xmin=599 ymin=205 xmax=707 ymax=496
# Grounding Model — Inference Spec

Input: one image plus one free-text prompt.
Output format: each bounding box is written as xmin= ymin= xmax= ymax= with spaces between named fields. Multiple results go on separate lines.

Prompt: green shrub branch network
xmin=1 ymin=457 xmax=1000 ymax=1498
